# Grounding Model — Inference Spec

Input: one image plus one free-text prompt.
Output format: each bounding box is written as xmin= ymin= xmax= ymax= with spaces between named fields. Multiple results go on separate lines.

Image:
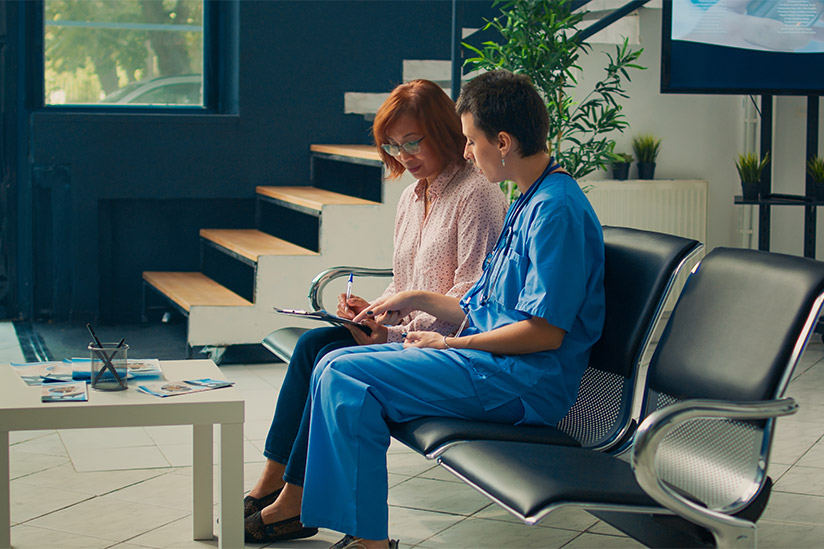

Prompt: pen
xmin=345 ymin=273 xmax=354 ymax=312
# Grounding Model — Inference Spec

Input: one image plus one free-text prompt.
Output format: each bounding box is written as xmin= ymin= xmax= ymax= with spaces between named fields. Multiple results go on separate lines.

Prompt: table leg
xmin=217 ymin=422 xmax=243 ymax=549
xmin=1 ymin=430 xmax=9 ymax=549
xmin=192 ymin=424 xmax=213 ymax=540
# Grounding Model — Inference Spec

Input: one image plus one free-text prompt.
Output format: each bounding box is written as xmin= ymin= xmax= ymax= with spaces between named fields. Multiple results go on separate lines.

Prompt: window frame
xmin=29 ymin=0 xmax=236 ymax=114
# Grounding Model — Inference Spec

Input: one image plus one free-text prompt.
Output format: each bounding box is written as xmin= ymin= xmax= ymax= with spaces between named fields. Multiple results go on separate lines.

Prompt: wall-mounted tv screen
xmin=662 ymin=0 xmax=824 ymax=95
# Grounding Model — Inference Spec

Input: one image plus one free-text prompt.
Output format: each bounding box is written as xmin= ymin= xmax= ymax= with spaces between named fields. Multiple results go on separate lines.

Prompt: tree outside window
xmin=44 ymin=0 xmax=203 ymax=105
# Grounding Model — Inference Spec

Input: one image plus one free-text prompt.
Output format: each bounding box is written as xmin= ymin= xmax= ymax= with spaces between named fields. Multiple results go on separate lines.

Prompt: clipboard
xmin=273 ymin=307 xmax=371 ymax=334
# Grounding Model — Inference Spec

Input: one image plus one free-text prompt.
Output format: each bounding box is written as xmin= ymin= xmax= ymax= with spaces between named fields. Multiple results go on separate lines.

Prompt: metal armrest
xmin=631 ymin=397 xmax=798 ymax=549
xmin=308 ymin=266 xmax=394 ymax=311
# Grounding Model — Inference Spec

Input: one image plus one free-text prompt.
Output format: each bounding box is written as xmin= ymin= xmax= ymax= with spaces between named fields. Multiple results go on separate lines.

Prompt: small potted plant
xmin=631 ymin=134 xmax=661 ymax=180
xmin=808 ymin=155 xmax=824 ymax=201
xmin=609 ymin=152 xmax=633 ymax=180
xmin=735 ymin=151 xmax=770 ymax=200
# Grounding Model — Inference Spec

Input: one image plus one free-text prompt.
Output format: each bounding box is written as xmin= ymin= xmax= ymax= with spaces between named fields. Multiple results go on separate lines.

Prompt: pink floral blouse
xmin=378 ymin=161 xmax=509 ymax=342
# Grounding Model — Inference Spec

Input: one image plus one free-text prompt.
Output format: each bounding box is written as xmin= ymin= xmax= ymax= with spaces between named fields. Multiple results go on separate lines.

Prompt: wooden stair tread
xmin=255 ymin=186 xmax=379 ymax=211
xmin=200 ymin=229 xmax=317 ymax=261
xmin=310 ymin=144 xmax=381 ymax=162
xmin=143 ymin=271 xmax=252 ymax=311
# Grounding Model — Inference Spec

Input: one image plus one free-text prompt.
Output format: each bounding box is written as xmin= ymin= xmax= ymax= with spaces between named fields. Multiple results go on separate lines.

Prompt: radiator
xmin=584 ymin=179 xmax=708 ymax=319
xmin=583 ymin=179 xmax=707 ymax=243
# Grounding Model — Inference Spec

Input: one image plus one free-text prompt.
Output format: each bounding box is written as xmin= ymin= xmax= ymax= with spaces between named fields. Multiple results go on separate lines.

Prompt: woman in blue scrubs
xmin=301 ymin=70 xmax=606 ymax=549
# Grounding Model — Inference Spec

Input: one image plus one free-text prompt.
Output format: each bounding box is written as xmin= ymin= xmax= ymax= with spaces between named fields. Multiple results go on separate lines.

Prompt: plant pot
xmin=611 ymin=163 xmax=630 ymax=180
xmin=741 ymin=180 xmax=761 ymax=200
xmin=637 ymin=162 xmax=656 ymax=180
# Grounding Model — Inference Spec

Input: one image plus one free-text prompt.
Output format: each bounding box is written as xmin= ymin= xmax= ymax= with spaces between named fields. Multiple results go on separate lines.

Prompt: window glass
xmin=44 ymin=0 xmax=203 ymax=106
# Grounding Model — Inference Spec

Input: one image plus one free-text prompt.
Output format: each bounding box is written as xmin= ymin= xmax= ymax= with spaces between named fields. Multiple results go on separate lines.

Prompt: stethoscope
xmin=465 ymin=158 xmax=562 ymax=307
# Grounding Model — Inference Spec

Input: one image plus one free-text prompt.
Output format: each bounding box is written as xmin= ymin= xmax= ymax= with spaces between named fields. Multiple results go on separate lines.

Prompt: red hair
xmin=372 ymin=80 xmax=466 ymax=179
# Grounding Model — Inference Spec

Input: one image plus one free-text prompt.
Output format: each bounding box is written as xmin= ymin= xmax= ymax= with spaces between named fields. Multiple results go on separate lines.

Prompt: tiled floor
xmin=5 ymin=323 xmax=824 ymax=548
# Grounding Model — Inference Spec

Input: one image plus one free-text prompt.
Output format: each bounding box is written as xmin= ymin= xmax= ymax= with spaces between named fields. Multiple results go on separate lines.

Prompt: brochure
xmin=41 ymin=381 xmax=89 ymax=402
xmin=11 ymin=361 xmax=74 ymax=385
xmin=69 ymin=357 xmax=161 ymax=380
xmin=137 ymin=379 xmax=235 ymax=398
xmin=273 ymin=307 xmax=371 ymax=333
xmin=184 ymin=378 xmax=235 ymax=389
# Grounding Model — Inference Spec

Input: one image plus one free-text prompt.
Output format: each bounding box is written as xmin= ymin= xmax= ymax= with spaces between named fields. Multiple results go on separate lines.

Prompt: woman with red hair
xmin=244 ymin=79 xmax=508 ymax=544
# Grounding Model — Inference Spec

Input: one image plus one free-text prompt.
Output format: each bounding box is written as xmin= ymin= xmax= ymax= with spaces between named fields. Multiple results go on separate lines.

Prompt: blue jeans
xmin=263 ymin=326 xmax=356 ymax=487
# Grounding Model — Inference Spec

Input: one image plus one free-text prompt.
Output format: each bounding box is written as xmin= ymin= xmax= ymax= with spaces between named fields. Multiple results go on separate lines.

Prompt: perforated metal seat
xmin=390 ymin=226 xmax=702 ymax=457
xmin=439 ymin=247 xmax=824 ymax=548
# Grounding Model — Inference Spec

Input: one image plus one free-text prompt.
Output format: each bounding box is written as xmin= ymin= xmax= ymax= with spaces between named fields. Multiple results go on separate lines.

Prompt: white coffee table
xmin=0 ymin=359 xmax=244 ymax=549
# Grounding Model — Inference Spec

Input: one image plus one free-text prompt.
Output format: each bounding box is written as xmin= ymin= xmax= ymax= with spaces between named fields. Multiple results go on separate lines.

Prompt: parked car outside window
xmin=100 ymin=75 xmax=202 ymax=105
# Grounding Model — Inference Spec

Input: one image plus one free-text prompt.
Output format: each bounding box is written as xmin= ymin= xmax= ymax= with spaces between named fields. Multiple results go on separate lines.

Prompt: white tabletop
xmin=0 ymin=359 xmax=244 ymax=431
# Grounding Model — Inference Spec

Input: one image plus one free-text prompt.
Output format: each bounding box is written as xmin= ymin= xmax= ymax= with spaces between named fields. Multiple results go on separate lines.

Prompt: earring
xmin=501 ymin=154 xmax=506 ymax=167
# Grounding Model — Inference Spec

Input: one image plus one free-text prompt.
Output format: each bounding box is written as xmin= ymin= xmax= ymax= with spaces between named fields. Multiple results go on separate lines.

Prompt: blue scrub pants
xmin=263 ymin=326 xmax=355 ymax=486
xmin=300 ymin=343 xmax=526 ymax=540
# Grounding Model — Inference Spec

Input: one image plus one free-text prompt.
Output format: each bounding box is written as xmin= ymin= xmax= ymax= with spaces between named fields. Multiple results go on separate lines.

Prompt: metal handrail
xmin=308 ymin=266 xmax=393 ymax=311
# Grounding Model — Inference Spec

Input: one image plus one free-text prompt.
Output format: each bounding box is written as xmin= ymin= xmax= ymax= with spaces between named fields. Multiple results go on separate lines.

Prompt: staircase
xmin=143 ymin=144 xmax=412 ymax=360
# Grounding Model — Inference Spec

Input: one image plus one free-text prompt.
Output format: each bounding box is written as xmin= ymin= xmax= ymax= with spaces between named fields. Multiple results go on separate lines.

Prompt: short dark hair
xmin=456 ymin=70 xmax=548 ymax=157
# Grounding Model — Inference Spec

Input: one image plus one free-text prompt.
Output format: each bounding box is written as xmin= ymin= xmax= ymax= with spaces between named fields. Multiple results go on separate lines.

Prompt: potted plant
xmin=631 ymin=134 xmax=661 ymax=180
xmin=464 ymin=0 xmax=645 ymax=179
xmin=735 ymin=151 xmax=770 ymax=200
xmin=609 ymin=152 xmax=633 ymax=180
xmin=808 ymin=155 xmax=824 ymax=201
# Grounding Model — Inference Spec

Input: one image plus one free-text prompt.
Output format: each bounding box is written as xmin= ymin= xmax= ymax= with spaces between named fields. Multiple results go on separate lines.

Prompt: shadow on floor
xmin=16 ymin=320 xmax=280 ymax=364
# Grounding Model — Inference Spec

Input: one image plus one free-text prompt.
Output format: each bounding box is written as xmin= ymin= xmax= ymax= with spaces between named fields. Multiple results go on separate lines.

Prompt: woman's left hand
xmin=346 ymin=319 xmax=389 ymax=345
xmin=403 ymin=331 xmax=447 ymax=349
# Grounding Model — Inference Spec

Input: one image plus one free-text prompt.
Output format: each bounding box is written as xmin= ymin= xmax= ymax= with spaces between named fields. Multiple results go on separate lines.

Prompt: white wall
xmin=576 ymin=8 xmax=823 ymax=257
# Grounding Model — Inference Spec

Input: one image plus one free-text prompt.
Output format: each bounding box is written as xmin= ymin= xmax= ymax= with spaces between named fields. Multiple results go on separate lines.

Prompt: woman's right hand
xmin=337 ymin=293 xmax=369 ymax=319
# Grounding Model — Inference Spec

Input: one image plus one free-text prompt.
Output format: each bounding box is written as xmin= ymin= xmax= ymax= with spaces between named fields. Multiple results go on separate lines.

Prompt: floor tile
xmin=103 ymin=470 xmax=201 ymax=511
xmin=755 ymin=520 xmax=824 ymax=549
xmin=472 ymin=504 xmax=599 ymax=533
xmin=387 ymin=452 xmax=437 ymax=478
xmin=11 ymin=524 xmax=115 ymax=549
xmin=10 ymin=431 xmax=68 ymax=457
xmin=761 ymin=491 xmax=824 ymax=525
xmin=562 ymin=532 xmax=645 ymax=548
xmin=774 ymin=465 xmax=824 ymax=497
xmin=388 ymin=477 xmax=491 ymax=516
xmin=125 ymin=515 xmax=220 ymax=548
xmin=10 ymin=430 xmax=58 ymax=445
xmin=386 ymin=505 xmax=469 ymax=546
xmin=12 ymin=462 xmax=165 ymax=497
xmin=769 ymin=419 xmax=824 ymax=465
xmin=10 ymin=479 xmax=94 ymax=523
xmin=9 ymin=450 xmax=70 ymax=480
xmin=26 ymin=495 xmax=189 ymax=543
xmin=68 ymin=444 xmax=172 ymax=472
xmin=797 ymin=437 xmax=824 ymax=468
xmin=413 ymin=516 xmax=578 ymax=548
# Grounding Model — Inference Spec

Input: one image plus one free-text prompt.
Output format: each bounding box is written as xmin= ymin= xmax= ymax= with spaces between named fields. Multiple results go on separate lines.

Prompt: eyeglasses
xmin=381 ymin=137 xmax=425 ymax=157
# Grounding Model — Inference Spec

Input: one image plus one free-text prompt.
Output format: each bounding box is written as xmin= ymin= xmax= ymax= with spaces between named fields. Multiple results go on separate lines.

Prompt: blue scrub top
xmin=456 ymin=168 xmax=605 ymax=425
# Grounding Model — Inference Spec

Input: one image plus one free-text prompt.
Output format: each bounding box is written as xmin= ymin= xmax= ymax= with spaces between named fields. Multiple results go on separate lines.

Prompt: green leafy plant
xmin=463 ymin=0 xmax=644 ymax=179
xmin=631 ymin=134 xmax=661 ymax=164
xmin=609 ymin=151 xmax=633 ymax=164
xmin=735 ymin=151 xmax=770 ymax=183
xmin=808 ymin=155 xmax=824 ymax=184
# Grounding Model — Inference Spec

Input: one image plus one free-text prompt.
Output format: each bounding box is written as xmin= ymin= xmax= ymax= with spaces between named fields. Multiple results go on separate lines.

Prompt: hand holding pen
xmin=345 ymin=273 xmax=353 ymax=313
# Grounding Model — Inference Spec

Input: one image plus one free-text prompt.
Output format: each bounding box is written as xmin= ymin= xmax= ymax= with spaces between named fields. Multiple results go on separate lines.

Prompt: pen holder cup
xmin=89 ymin=342 xmax=129 ymax=391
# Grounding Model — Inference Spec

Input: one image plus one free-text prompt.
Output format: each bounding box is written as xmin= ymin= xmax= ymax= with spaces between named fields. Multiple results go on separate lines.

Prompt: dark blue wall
xmin=18 ymin=0 xmax=496 ymax=322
